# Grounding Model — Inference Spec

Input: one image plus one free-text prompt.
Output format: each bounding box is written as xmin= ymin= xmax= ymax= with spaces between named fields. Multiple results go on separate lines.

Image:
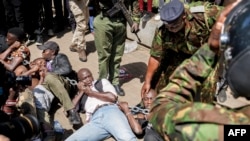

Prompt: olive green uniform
xmin=94 ymin=0 xmax=140 ymax=85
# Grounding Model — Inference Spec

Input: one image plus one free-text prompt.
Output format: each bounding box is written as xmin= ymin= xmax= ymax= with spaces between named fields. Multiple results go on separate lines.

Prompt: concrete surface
xmin=28 ymin=28 xmax=150 ymax=140
xmin=127 ymin=14 xmax=163 ymax=48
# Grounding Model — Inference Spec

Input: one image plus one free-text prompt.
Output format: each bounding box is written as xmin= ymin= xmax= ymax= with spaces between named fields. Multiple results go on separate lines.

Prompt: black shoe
xmin=113 ymin=85 xmax=125 ymax=96
xmin=35 ymin=35 xmax=43 ymax=46
xmin=68 ymin=109 xmax=81 ymax=125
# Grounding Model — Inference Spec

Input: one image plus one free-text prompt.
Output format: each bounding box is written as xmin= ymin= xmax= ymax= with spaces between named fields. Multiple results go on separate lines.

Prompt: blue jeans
xmin=65 ymin=104 xmax=136 ymax=141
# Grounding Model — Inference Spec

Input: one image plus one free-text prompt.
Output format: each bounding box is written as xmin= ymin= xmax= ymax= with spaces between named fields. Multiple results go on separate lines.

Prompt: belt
xmin=93 ymin=103 xmax=116 ymax=114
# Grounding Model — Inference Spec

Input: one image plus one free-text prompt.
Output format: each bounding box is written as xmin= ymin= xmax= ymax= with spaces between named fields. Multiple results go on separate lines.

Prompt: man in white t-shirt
xmin=66 ymin=68 xmax=136 ymax=141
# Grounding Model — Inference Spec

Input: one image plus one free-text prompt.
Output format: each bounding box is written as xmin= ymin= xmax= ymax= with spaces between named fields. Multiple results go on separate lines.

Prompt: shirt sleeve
xmin=131 ymin=0 xmax=141 ymax=23
xmin=150 ymin=27 xmax=165 ymax=58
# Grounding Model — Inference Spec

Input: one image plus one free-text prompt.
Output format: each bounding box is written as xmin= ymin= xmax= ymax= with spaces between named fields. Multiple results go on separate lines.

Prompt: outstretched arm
xmin=118 ymin=101 xmax=143 ymax=135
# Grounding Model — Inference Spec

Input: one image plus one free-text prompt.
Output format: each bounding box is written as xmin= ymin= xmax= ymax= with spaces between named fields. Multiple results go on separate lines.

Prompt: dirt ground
xmin=28 ymin=29 xmax=150 ymax=140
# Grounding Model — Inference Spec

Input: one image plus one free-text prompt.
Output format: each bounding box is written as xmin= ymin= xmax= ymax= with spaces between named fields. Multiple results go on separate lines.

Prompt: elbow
xmin=110 ymin=95 xmax=117 ymax=103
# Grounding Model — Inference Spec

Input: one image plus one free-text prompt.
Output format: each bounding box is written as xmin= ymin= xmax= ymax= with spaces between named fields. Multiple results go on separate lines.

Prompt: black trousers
xmin=0 ymin=0 xmax=7 ymax=35
xmin=23 ymin=0 xmax=40 ymax=36
xmin=3 ymin=0 xmax=25 ymax=29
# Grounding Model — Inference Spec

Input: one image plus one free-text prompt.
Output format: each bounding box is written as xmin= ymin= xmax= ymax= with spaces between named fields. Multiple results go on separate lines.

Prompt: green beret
xmin=160 ymin=0 xmax=184 ymax=23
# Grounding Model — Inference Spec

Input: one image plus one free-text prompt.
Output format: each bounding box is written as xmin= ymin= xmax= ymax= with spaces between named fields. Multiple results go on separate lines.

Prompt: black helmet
xmin=220 ymin=0 xmax=250 ymax=98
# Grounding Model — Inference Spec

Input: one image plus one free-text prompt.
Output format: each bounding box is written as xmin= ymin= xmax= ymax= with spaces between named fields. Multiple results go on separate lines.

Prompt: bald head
xmin=142 ymin=89 xmax=157 ymax=109
xmin=78 ymin=68 xmax=91 ymax=76
xmin=78 ymin=68 xmax=94 ymax=86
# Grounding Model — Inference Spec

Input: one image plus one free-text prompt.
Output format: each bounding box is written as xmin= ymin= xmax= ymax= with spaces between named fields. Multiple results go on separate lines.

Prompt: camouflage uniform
xmin=149 ymin=44 xmax=250 ymax=141
xmin=69 ymin=0 xmax=89 ymax=50
xmin=150 ymin=1 xmax=222 ymax=96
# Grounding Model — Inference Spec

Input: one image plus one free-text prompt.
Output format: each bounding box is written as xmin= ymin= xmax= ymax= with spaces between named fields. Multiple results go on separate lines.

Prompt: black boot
xmin=67 ymin=109 xmax=81 ymax=125
xmin=113 ymin=85 xmax=125 ymax=96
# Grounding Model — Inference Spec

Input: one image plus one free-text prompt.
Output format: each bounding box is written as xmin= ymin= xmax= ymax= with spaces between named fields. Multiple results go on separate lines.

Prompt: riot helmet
xmin=220 ymin=0 xmax=250 ymax=98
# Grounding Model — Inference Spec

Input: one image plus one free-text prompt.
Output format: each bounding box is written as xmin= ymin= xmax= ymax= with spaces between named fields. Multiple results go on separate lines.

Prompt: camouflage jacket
xmin=150 ymin=1 xmax=222 ymax=91
xmin=149 ymin=44 xmax=250 ymax=141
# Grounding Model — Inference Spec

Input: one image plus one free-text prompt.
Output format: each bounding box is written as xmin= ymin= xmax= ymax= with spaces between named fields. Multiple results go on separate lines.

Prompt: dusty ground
xmin=28 ymin=29 xmax=150 ymax=140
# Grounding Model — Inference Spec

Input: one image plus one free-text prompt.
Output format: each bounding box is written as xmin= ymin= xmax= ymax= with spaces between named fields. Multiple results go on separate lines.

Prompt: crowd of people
xmin=1 ymin=0 xmax=249 ymax=141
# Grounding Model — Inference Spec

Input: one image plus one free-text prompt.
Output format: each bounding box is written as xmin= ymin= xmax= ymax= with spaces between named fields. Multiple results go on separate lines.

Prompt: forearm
xmin=0 ymin=60 xmax=15 ymax=71
xmin=38 ymin=77 xmax=44 ymax=85
xmin=72 ymin=92 xmax=84 ymax=107
xmin=0 ymin=48 xmax=13 ymax=60
xmin=87 ymin=91 xmax=117 ymax=103
xmin=22 ymin=69 xmax=36 ymax=76
xmin=145 ymin=56 xmax=160 ymax=84
xmin=125 ymin=112 xmax=143 ymax=134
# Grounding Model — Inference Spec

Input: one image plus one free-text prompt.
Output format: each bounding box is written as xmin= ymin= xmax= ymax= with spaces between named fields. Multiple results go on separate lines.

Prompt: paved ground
xmin=28 ymin=29 xmax=150 ymax=140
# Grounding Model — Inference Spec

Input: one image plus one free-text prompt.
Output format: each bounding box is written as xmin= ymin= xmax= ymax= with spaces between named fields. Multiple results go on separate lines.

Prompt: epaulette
xmin=190 ymin=5 xmax=205 ymax=13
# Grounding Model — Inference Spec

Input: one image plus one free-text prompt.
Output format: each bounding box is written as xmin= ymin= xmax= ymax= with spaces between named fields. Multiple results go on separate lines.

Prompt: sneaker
xmin=35 ymin=35 xmax=44 ymax=46
xmin=47 ymin=29 xmax=54 ymax=36
xmin=113 ymin=85 xmax=125 ymax=96
xmin=67 ymin=109 xmax=81 ymax=125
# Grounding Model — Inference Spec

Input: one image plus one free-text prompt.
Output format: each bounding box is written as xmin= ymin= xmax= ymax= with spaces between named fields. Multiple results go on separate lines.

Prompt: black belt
xmin=93 ymin=103 xmax=116 ymax=114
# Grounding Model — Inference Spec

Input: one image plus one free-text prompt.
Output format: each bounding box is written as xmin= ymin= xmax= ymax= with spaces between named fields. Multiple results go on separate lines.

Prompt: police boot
xmin=78 ymin=49 xmax=87 ymax=62
xmin=68 ymin=109 xmax=81 ymax=125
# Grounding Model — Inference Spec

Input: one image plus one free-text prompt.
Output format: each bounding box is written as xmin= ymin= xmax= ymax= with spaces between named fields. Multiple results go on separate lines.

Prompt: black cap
xmin=160 ymin=0 xmax=184 ymax=23
xmin=37 ymin=41 xmax=60 ymax=51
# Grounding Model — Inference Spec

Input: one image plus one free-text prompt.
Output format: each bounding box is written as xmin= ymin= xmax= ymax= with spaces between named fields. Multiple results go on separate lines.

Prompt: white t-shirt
xmin=85 ymin=79 xmax=117 ymax=121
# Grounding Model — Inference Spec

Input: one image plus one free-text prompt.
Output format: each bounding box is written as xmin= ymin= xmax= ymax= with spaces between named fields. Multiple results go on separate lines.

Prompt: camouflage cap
xmin=160 ymin=0 xmax=184 ymax=23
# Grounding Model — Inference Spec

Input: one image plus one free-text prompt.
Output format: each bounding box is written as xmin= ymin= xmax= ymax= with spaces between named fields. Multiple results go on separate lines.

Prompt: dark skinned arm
xmin=0 ymin=56 xmax=23 ymax=71
xmin=84 ymin=86 xmax=117 ymax=103
xmin=0 ymin=41 xmax=21 ymax=60
xmin=118 ymin=101 xmax=143 ymax=135
xmin=141 ymin=56 xmax=160 ymax=97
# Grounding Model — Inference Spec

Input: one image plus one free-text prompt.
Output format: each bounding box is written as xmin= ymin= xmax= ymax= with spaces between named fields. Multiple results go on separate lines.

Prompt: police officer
xmin=141 ymin=0 xmax=222 ymax=98
xmin=94 ymin=0 xmax=140 ymax=96
xmin=149 ymin=0 xmax=250 ymax=140
xmin=68 ymin=0 xmax=89 ymax=62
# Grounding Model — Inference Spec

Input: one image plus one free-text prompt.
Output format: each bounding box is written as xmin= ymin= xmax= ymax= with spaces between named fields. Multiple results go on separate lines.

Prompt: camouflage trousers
xmin=149 ymin=102 xmax=250 ymax=141
xmin=69 ymin=0 xmax=89 ymax=50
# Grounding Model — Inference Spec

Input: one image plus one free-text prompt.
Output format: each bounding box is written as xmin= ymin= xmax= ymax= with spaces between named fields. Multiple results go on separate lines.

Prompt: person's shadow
xmin=119 ymin=62 xmax=147 ymax=86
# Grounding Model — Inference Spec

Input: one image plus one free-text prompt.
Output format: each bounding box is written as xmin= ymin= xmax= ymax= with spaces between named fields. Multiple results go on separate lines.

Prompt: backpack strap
xmin=94 ymin=79 xmax=104 ymax=92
